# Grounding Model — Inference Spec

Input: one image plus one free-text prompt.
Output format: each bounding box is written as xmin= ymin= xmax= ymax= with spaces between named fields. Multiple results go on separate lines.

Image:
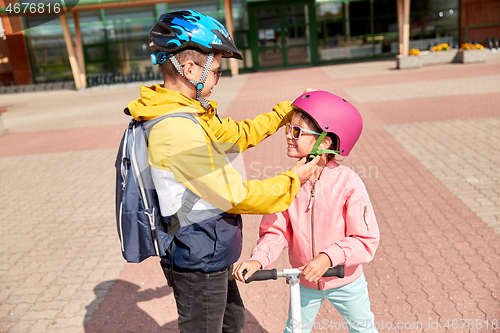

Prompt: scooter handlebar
xmin=244 ymin=269 xmax=278 ymax=283
xmin=244 ymin=266 xmax=344 ymax=283
xmin=323 ymin=265 xmax=344 ymax=278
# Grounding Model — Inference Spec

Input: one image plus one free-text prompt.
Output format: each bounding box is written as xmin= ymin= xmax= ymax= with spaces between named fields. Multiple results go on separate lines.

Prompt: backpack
xmin=115 ymin=108 xmax=199 ymax=263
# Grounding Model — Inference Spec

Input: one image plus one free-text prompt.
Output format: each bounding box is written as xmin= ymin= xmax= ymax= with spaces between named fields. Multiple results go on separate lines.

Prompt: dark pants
xmin=161 ymin=263 xmax=246 ymax=333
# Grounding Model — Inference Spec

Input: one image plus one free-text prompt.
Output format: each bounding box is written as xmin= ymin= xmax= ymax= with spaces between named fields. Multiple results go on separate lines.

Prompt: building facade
xmin=0 ymin=0 xmax=498 ymax=86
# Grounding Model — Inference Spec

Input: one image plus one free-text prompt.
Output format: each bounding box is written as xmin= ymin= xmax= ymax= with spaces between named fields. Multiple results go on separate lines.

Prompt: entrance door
xmin=249 ymin=1 xmax=317 ymax=70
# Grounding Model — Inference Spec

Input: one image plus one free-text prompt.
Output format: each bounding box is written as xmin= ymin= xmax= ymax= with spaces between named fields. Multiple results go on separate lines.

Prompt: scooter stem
xmin=287 ymin=275 xmax=302 ymax=333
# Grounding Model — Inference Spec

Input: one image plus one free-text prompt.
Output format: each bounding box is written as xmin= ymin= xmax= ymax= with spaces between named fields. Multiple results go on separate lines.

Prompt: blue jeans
xmin=284 ymin=274 xmax=377 ymax=333
xmin=162 ymin=263 xmax=246 ymax=333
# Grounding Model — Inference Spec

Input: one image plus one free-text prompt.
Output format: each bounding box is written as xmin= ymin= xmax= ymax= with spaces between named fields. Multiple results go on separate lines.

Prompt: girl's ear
xmin=319 ymin=135 xmax=332 ymax=150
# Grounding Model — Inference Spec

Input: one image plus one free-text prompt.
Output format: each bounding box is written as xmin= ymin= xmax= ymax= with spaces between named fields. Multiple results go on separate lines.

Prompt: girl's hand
xmin=299 ymin=253 xmax=332 ymax=283
xmin=232 ymin=261 xmax=262 ymax=282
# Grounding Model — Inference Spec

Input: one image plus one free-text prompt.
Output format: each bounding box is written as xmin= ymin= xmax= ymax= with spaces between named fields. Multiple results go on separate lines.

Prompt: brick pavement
xmin=0 ymin=55 xmax=499 ymax=332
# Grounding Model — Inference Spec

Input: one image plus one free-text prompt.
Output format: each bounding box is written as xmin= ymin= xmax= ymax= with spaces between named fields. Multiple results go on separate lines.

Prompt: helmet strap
xmin=168 ymin=53 xmax=215 ymax=111
xmin=307 ymin=131 xmax=340 ymax=161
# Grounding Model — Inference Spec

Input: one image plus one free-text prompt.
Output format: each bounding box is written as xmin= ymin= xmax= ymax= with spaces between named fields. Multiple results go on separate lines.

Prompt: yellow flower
xmin=409 ymin=48 xmax=420 ymax=56
xmin=461 ymin=43 xmax=484 ymax=50
xmin=432 ymin=44 xmax=450 ymax=52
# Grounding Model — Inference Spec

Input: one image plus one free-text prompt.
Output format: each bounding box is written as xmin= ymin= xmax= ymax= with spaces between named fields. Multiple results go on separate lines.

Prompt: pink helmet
xmin=292 ymin=90 xmax=363 ymax=157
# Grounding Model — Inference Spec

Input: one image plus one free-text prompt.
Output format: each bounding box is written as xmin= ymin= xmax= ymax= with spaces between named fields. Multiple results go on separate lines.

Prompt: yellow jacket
xmin=127 ymin=84 xmax=301 ymax=215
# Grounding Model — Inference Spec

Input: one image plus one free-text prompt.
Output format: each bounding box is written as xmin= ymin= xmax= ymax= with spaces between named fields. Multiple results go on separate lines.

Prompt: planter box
xmin=421 ymin=49 xmax=459 ymax=65
xmin=396 ymin=55 xmax=422 ymax=69
xmin=457 ymin=49 xmax=488 ymax=63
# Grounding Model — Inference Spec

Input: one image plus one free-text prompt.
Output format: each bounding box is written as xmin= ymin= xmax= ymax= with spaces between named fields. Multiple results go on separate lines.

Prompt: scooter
xmin=244 ymin=266 xmax=344 ymax=333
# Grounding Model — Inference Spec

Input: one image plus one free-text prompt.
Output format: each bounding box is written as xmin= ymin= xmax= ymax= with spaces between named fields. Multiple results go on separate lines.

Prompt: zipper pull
xmin=307 ymin=181 xmax=317 ymax=211
xmin=215 ymin=108 xmax=222 ymax=124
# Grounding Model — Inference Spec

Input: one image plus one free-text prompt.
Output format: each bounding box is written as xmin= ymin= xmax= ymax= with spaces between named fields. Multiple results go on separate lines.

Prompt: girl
xmin=233 ymin=91 xmax=380 ymax=333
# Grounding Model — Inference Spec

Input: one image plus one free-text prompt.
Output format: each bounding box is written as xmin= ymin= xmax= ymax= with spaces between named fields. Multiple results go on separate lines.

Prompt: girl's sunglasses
xmin=285 ymin=123 xmax=322 ymax=139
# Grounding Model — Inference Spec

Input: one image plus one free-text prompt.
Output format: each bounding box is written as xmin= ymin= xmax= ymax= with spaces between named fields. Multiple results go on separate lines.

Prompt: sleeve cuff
xmin=249 ymin=250 xmax=271 ymax=269
xmin=274 ymin=101 xmax=293 ymax=125
xmin=321 ymin=244 xmax=345 ymax=267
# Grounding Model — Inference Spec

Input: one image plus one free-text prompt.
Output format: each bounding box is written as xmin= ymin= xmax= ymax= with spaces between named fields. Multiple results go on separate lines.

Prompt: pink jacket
xmin=250 ymin=160 xmax=380 ymax=290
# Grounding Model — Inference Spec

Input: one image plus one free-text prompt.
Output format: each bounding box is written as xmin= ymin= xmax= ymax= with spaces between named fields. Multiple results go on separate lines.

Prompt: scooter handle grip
xmin=322 ymin=265 xmax=345 ymax=278
xmin=244 ymin=269 xmax=278 ymax=283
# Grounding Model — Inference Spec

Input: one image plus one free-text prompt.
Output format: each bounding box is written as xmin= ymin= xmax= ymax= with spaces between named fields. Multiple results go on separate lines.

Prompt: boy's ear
xmin=182 ymin=60 xmax=196 ymax=80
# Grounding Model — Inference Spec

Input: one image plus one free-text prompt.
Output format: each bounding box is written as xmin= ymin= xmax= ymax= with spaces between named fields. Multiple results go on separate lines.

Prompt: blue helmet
xmin=149 ymin=10 xmax=243 ymax=60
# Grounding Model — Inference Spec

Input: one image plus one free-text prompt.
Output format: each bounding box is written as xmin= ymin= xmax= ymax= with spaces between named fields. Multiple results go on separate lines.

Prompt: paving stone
xmin=2 ymin=58 xmax=500 ymax=332
xmin=28 ymin=319 xmax=52 ymax=333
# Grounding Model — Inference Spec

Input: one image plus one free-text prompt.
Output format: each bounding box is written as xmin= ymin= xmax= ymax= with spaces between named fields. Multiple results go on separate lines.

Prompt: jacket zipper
xmin=308 ymin=180 xmax=320 ymax=290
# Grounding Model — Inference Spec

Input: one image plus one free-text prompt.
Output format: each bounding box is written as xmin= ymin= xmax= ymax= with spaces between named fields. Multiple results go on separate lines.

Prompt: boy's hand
xmin=303 ymin=88 xmax=319 ymax=93
xmin=290 ymin=156 xmax=320 ymax=183
xmin=299 ymin=253 xmax=332 ymax=283
xmin=233 ymin=261 xmax=262 ymax=282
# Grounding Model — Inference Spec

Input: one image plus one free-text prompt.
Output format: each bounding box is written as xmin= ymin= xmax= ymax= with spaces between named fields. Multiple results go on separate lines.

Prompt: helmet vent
xmin=325 ymin=126 xmax=329 ymax=129
xmin=303 ymin=94 xmax=310 ymax=99
xmin=342 ymin=99 xmax=346 ymax=102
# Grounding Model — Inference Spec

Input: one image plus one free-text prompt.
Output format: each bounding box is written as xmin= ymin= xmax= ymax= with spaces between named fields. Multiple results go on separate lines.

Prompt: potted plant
xmin=422 ymin=43 xmax=458 ymax=65
xmin=397 ymin=48 xmax=422 ymax=69
xmin=457 ymin=43 xmax=487 ymax=63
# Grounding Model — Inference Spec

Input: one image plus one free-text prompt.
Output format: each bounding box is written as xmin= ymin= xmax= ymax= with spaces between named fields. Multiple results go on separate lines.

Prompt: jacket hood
xmin=127 ymin=84 xmax=218 ymax=122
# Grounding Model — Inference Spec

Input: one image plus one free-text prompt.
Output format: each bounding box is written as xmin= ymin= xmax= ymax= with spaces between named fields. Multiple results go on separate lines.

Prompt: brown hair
xmin=294 ymin=107 xmax=339 ymax=152
xmin=160 ymin=49 xmax=210 ymax=82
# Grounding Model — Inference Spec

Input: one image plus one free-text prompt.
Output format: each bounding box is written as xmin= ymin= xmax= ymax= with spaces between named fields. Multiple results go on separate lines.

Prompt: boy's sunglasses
xmin=194 ymin=62 xmax=222 ymax=83
xmin=285 ymin=123 xmax=322 ymax=139
xmin=180 ymin=62 xmax=222 ymax=83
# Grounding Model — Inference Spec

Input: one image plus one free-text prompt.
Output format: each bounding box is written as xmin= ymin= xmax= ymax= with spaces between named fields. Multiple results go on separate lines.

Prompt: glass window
xmin=168 ymin=0 xmax=223 ymax=21
xmin=317 ymin=0 xmax=379 ymax=61
xmin=25 ymin=15 xmax=62 ymax=30
xmin=374 ymin=0 xmax=397 ymax=17
xmin=32 ymin=65 xmax=72 ymax=82
xmin=85 ymin=45 xmax=107 ymax=62
xmin=32 ymin=45 xmax=68 ymax=67
xmin=104 ymin=6 xmax=155 ymax=22
xmin=373 ymin=0 xmax=398 ymax=34
xmin=284 ymin=5 xmax=306 ymax=26
xmin=103 ymin=6 xmax=155 ymax=43
xmin=407 ymin=0 xmax=459 ymax=49
xmin=316 ymin=3 xmax=344 ymax=21
xmin=234 ymin=31 xmax=249 ymax=48
xmin=107 ymin=20 xmax=153 ymax=42
xmin=78 ymin=10 xmax=102 ymax=25
xmin=233 ymin=10 xmax=249 ymax=31
xmin=256 ymin=8 xmax=280 ymax=30
xmin=348 ymin=1 xmax=371 ymax=36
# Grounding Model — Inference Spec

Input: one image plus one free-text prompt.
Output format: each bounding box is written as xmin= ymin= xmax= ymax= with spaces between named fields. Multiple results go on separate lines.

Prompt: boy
xmin=127 ymin=10 xmax=319 ymax=333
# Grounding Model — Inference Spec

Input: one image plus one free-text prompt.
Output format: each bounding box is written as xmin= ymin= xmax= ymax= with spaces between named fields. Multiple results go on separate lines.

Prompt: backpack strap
xmin=142 ymin=113 xmax=202 ymax=248
xmin=166 ymin=189 xmax=198 ymax=239
xmin=144 ymin=112 xmax=199 ymax=136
